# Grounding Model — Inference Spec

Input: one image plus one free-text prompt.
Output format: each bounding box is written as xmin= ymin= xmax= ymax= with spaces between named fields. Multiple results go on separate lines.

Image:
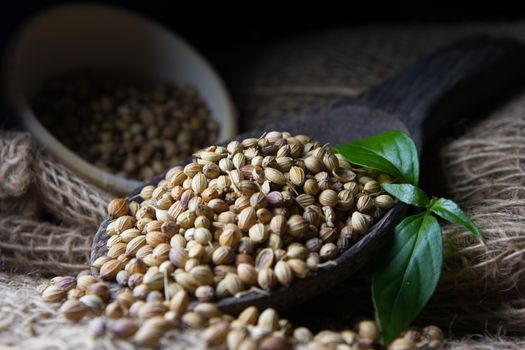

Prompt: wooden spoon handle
xmin=354 ymin=35 xmax=525 ymax=147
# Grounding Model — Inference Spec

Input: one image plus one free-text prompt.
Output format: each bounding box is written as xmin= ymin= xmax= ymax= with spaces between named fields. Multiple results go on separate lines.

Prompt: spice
xmin=97 ymin=132 xmax=398 ymax=302
xmin=34 ymin=70 xmax=218 ymax=180
xmin=40 ymin=270 xmax=443 ymax=349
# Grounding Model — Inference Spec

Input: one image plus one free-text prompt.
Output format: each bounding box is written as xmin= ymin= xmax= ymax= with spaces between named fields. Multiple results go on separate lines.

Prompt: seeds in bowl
xmin=100 ymin=131 xmax=396 ymax=301
xmin=33 ymin=70 xmax=219 ymax=180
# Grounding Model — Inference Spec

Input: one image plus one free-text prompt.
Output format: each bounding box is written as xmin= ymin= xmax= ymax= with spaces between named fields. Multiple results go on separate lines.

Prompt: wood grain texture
xmin=91 ymin=35 xmax=525 ymax=314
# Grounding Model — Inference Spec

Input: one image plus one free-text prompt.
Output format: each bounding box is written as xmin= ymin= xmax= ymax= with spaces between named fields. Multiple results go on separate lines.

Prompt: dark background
xmin=1 ymin=1 xmax=524 ymax=60
xmin=0 ymin=1 xmax=523 ymax=126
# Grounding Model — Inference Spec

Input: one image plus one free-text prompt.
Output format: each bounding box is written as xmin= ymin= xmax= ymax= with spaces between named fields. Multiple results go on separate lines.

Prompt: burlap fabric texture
xmin=3 ymin=22 xmax=525 ymax=349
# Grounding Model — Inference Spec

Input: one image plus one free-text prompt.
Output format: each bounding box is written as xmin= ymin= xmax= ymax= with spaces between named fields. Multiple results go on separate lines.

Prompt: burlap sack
xmin=3 ymin=22 xmax=525 ymax=349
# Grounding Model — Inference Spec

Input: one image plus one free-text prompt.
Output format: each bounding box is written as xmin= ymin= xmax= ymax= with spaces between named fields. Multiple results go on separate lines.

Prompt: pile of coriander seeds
xmin=36 ymin=131 xmax=446 ymax=348
xmin=98 ymin=131 xmax=396 ymax=301
xmin=33 ymin=70 xmax=218 ymax=180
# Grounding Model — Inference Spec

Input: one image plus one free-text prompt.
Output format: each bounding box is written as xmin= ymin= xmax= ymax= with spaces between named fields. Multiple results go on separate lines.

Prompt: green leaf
xmin=382 ymin=184 xmax=429 ymax=207
xmin=372 ymin=213 xmax=442 ymax=343
xmin=430 ymin=197 xmax=482 ymax=239
xmin=334 ymin=130 xmax=419 ymax=186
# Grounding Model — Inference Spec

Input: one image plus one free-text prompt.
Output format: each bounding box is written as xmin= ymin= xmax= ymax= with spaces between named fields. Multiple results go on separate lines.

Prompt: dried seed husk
xmin=219 ymin=224 xmax=241 ymax=247
xmin=175 ymin=272 xmax=199 ymax=293
xmin=76 ymin=275 xmax=97 ymax=291
xmin=375 ymin=194 xmax=395 ymax=210
xmin=54 ymin=276 xmax=76 ymax=292
xmin=269 ymin=214 xmax=287 ymax=235
xmin=333 ymin=168 xmax=356 ymax=183
xmin=120 ymin=228 xmax=141 ymax=243
xmin=99 ymin=259 xmax=122 ymax=280
xmin=126 ymin=258 xmax=148 ymax=275
xmin=224 ymin=273 xmax=245 ymax=295
xmin=357 ymin=195 xmax=374 ymax=213
xmin=182 ymin=311 xmax=206 ymax=329
xmin=320 ymin=243 xmax=338 ymax=260
xmin=260 ymin=335 xmax=292 ymax=350
xmin=287 ymin=259 xmax=308 ymax=279
xmin=115 ymin=216 xmax=136 ymax=234
xmin=138 ymin=300 xmax=168 ymax=320
xmin=286 ymin=243 xmax=309 ymax=260
xmin=363 ymin=180 xmax=381 ymax=194
xmin=145 ymin=231 xmax=169 ymax=248
xmin=184 ymin=163 xmax=203 ymax=177
xmin=294 ymin=327 xmax=313 ymax=343
xmin=266 ymin=191 xmax=284 ymax=207
xmin=153 ymin=243 xmax=170 ymax=261
xmin=255 ymin=248 xmax=275 ymax=270
xmin=92 ymin=256 xmax=112 ymax=270
xmin=143 ymin=268 xmax=165 ymax=290
xmin=287 ymin=215 xmax=308 ymax=238
xmin=105 ymin=301 xmax=127 ymax=319
xmin=237 ymin=263 xmax=258 ymax=286
xmin=357 ymin=320 xmax=379 ymax=342
xmin=195 ymin=285 xmax=215 ymax=302
xmin=169 ymin=247 xmax=188 ymax=268
xmin=315 ymin=330 xmax=345 ymax=345
xmin=193 ymin=227 xmax=212 ymax=245
xmin=203 ymin=321 xmax=230 ymax=347
xmin=275 ymin=157 xmax=293 ymax=172
xmin=191 ymin=265 xmax=215 ymax=286
xmin=194 ymin=302 xmax=222 ymax=319
xmin=108 ymin=198 xmax=128 ymax=218
xmin=257 ymin=268 xmax=277 ymax=290
xmin=295 ymin=193 xmax=316 ymax=207
xmin=250 ymin=192 xmax=268 ymax=209
xmin=169 ymin=289 xmax=189 ymax=313
xmin=116 ymin=289 xmax=135 ymax=309
xmin=264 ymin=167 xmax=287 ymax=185
xmin=177 ymin=210 xmax=197 ymax=229
xmin=87 ymin=282 xmax=111 ymax=302
xmin=274 ymin=261 xmax=293 ymax=287
xmin=267 ymin=234 xmax=283 ymax=250
xmin=289 ymin=166 xmax=305 ymax=186
xmin=238 ymin=207 xmax=257 ymax=231
xmin=209 ymin=198 xmax=229 ymax=213
xmin=134 ymin=316 xmax=171 ymax=347
xmin=319 ymin=189 xmax=338 ymax=207
xmin=351 ymin=211 xmax=370 ymax=235
xmin=190 ymin=173 xmax=208 ymax=194
xmin=249 ymin=223 xmax=268 ymax=243
xmin=304 ymin=156 xmax=324 ymax=173
xmin=79 ymin=294 xmax=105 ymax=314
xmin=238 ymin=180 xmax=259 ymax=195
xmin=108 ymin=242 xmax=127 ymax=258
xmin=111 ymin=318 xmax=139 ymax=339
xmin=258 ymin=308 xmax=279 ymax=331
xmin=303 ymin=178 xmax=320 ymax=196
xmin=237 ymin=306 xmax=259 ymax=325
xmin=212 ymin=246 xmax=233 ymax=265
xmin=60 ymin=298 xmax=88 ymax=321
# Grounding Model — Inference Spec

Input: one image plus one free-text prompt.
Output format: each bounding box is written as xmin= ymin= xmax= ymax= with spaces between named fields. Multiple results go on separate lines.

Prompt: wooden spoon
xmin=91 ymin=35 xmax=525 ymax=314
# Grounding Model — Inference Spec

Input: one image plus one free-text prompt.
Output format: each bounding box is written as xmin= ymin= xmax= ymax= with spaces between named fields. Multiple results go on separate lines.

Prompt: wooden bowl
xmin=3 ymin=3 xmax=236 ymax=194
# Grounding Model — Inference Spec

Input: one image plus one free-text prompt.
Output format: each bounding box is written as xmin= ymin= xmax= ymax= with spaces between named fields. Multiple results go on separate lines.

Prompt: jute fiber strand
xmin=419 ymin=93 xmax=525 ymax=332
xmin=1 ymin=23 xmax=525 ymax=349
xmin=0 ymin=132 xmax=32 ymax=198
xmin=0 ymin=216 xmax=92 ymax=274
xmin=0 ymin=132 xmax=111 ymax=273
